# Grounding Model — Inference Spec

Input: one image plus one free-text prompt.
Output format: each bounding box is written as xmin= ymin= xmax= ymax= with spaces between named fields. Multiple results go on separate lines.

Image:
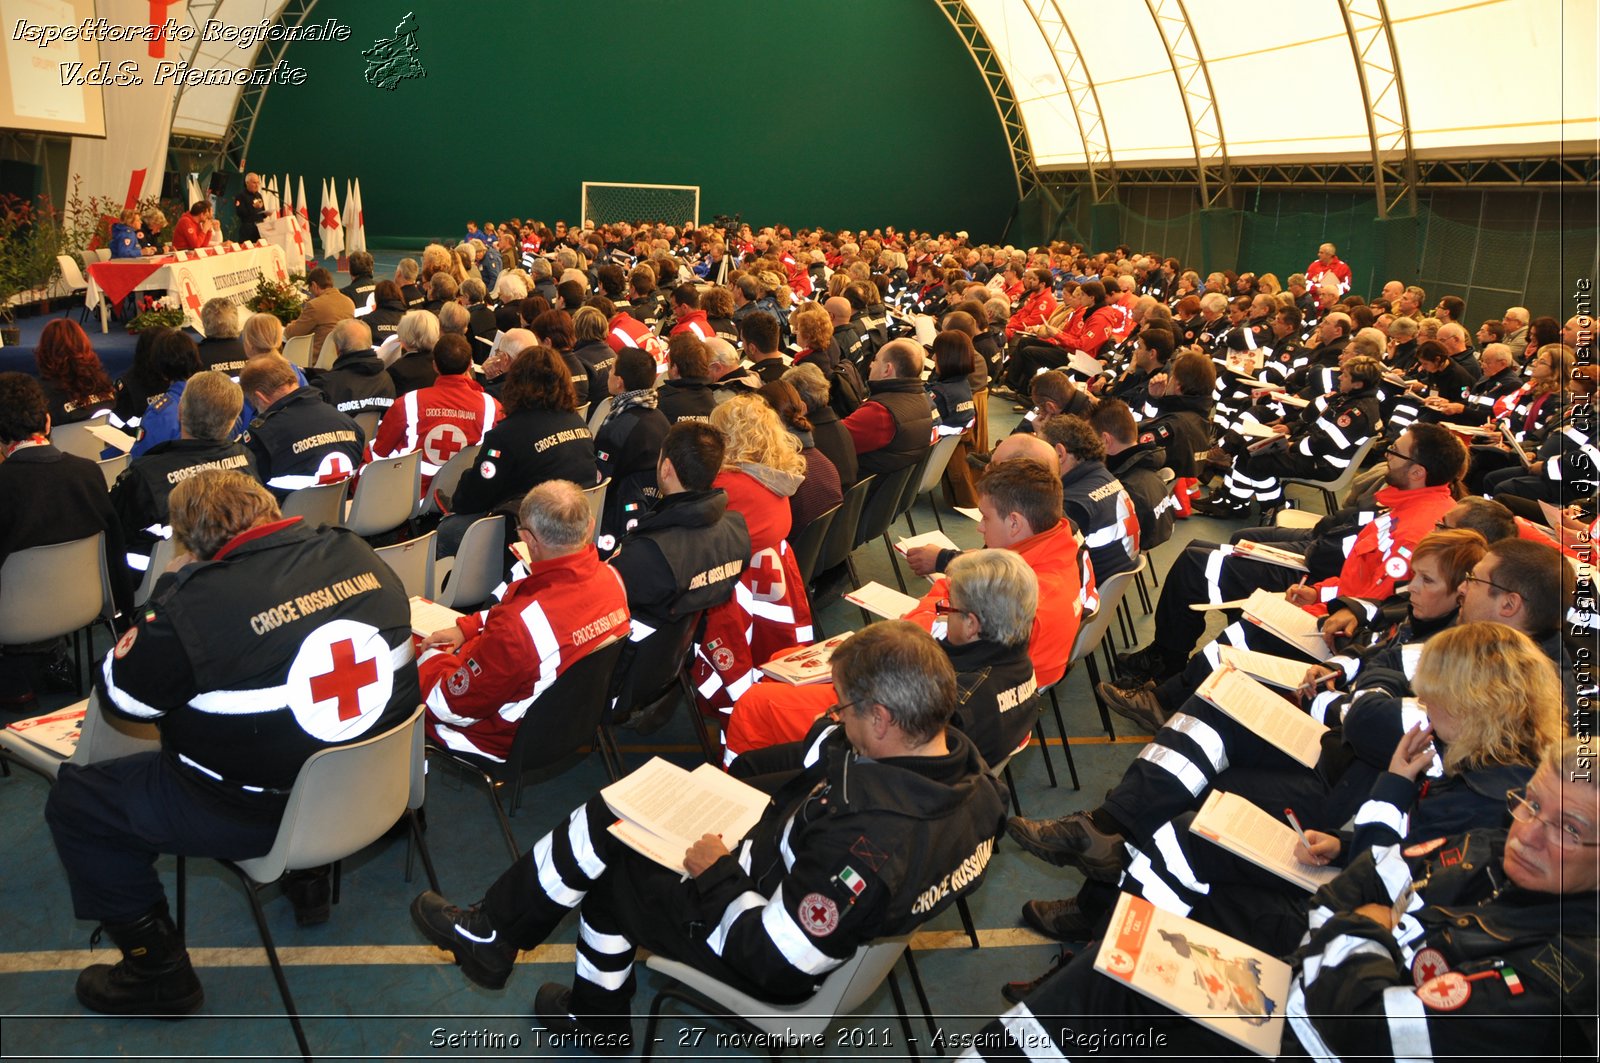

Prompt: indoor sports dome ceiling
xmin=172 ymin=0 xmax=1598 ymax=191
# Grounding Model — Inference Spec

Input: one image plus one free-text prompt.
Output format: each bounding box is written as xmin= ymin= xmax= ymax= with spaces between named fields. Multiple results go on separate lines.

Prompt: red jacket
xmin=1301 ymin=482 xmax=1457 ymax=615
xmin=670 ymin=308 xmax=715 ymax=341
xmin=692 ymin=467 xmax=813 ymax=718
xmin=420 ymin=545 xmax=630 ymax=761
xmin=607 ymin=311 xmax=668 ymax=368
xmin=1306 ymin=256 xmax=1353 ymax=304
xmin=374 ymin=373 xmax=502 ymax=486
xmin=1006 ymin=289 xmax=1058 ymax=339
xmin=906 ymin=519 xmax=1092 ymax=687
xmin=173 ymin=212 xmax=216 ymax=250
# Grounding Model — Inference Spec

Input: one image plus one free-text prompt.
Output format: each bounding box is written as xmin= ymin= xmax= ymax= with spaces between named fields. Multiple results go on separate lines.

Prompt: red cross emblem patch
xmin=422 ymin=423 xmax=469 ymax=467
xmin=285 ymin=619 xmax=394 ymax=741
xmin=315 ymin=452 xmax=353 ymax=485
xmin=798 ymin=892 xmax=839 ymax=937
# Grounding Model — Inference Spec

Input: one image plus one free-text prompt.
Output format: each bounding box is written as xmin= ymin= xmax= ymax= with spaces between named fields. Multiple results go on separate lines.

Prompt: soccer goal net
xmin=580 ymin=182 xmax=700 ymax=229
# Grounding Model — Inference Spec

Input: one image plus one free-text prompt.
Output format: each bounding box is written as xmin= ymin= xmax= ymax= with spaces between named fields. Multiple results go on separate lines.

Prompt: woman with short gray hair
xmin=942 ymin=549 xmax=1042 ymax=766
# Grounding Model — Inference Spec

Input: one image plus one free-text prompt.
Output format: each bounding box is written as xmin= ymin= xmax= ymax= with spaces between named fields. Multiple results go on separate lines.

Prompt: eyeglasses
xmin=934 ymin=598 xmax=973 ymax=617
xmin=1507 ymin=787 xmax=1599 ymax=849
xmin=1433 ymin=519 xmax=1455 ymax=531
xmin=1383 ymin=447 xmax=1415 ymax=464
xmin=1461 ymin=569 xmax=1514 ymax=595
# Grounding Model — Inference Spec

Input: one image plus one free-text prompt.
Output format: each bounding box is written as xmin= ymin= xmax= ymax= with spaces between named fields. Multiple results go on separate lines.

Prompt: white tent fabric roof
xmin=967 ymin=0 xmax=1597 ymax=170
xmin=172 ymin=0 xmax=1597 ymax=168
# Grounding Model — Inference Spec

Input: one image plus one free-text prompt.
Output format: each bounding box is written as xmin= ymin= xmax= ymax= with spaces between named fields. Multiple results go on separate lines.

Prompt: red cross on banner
xmin=422 ymin=424 xmax=468 ymax=467
xmin=182 ymin=277 xmax=202 ymax=313
xmin=147 ymin=0 xmax=174 ymax=58
xmin=746 ymin=548 xmax=785 ymax=603
xmin=308 ymin=638 xmax=379 ymax=721
xmin=290 ymin=221 xmax=308 ymax=259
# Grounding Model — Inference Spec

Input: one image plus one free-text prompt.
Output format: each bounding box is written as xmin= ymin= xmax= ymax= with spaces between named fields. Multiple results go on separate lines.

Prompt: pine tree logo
xmin=363 ymin=12 xmax=426 ymax=91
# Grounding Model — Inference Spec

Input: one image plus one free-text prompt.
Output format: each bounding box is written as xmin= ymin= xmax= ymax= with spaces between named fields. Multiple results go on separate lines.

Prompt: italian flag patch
xmin=838 ymin=866 xmax=865 ymax=896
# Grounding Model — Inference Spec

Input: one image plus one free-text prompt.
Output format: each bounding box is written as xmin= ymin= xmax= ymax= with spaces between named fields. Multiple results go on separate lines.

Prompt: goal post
xmin=579 ymin=182 xmax=700 ymax=229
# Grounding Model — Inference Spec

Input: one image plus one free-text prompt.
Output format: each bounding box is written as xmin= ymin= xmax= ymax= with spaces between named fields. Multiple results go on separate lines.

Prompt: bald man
xmin=826 ymin=296 xmax=866 ymax=365
xmin=842 ymin=338 xmax=934 ymax=478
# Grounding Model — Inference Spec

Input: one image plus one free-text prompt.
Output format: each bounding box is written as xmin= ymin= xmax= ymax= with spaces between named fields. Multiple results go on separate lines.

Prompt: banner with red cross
xmin=85 ymin=243 xmax=290 ymax=336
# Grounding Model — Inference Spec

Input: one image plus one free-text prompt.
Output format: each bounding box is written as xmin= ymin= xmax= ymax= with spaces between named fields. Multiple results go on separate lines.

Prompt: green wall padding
xmin=244 ymin=0 xmax=1018 ymax=246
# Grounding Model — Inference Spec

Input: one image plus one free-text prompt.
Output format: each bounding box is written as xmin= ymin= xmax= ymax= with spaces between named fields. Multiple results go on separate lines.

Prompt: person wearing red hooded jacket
xmin=1006 ymin=281 xmax=1122 ymax=394
xmin=691 ymin=397 xmax=814 ymax=722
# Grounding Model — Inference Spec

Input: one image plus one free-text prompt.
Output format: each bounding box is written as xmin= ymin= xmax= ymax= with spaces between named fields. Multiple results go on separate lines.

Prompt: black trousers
xmin=1150 ymin=541 xmax=1301 ymax=664
xmin=45 ymin=752 xmax=281 ymax=921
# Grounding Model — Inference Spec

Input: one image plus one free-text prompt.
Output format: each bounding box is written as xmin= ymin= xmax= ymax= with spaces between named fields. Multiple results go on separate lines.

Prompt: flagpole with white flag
xmin=320 ymin=178 xmax=345 ymax=262
xmin=349 ymin=178 xmax=367 ymax=254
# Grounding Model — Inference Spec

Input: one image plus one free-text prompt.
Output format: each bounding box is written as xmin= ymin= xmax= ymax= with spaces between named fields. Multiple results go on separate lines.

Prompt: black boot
xmin=76 ymin=901 xmax=204 ymax=1016
xmin=283 ymin=866 xmax=332 ymax=927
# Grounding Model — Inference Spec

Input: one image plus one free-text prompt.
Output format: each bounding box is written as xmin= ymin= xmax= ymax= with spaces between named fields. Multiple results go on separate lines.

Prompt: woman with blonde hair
xmin=241 ymin=312 xmax=284 ymax=358
xmin=692 ymin=396 xmax=813 ymax=719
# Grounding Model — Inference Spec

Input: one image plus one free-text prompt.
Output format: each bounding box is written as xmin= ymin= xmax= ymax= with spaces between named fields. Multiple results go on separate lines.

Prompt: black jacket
xmin=386 ymin=350 xmax=438 ymax=397
xmin=110 ymin=438 xmax=258 ymax=559
xmin=1139 ymin=393 xmax=1212 ymax=478
xmin=571 ymin=340 xmax=616 ymax=400
xmin=312 ymin=350 xmax=397 ymax=417
xmin=945 ymin=637 xmax=1039 ymax=768
xmin=197 ymin=336 xmax=248 ymax=376
xmin=363 ymin=297 xmax=406 ymax=344
xmin=657 ymin=378 xmax=719 ymax=424
xmin=1107 ymin=442 xmax=1175 ymax=550
xmin=594 ymin=403 xmax=671 ymax=547
xmin=809 ymin=404 xmax=858 ymax=489
xmin=243 ymin=387 xmax=365 ymax=497
xmin=607 ymin=488 xmax=749 ymax=626
xmin=855 ymin=377 xmax=934 ymax=479
xmin=747 ymin=355 xmax=789 ymax=384
xmin=95 ymin=519 xmax=418 ymax=804
xmin=449 ymin=407 xmax=597 ymax=516
xmin=340 ymin=273 xmax=376 ymax=308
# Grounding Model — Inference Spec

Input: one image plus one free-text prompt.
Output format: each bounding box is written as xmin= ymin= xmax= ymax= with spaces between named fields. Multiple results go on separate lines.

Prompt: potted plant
xmin=126 ymin=294 xmax=188 ymax=333
xmin=246 ymin=272 xmax=306 ymax=325
xmin=0 ymin=192 xmax=67 ymax=347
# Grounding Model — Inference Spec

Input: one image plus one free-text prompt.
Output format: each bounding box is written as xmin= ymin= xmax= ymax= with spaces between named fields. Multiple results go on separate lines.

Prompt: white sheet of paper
xmin=1197 ymin=664 xmax=1328 ymax=768
xmin=602 ymin=759 xmax=769 ymax=874
xmin=844 ymin=581 xmax=922 ymax=620
xmin=1217 ymin=645 xmax=1315 ymax=691
xmin=86 ymin=423 xmax=137 ymax=452
xmin=1190 ymin=790 xmax=1340 ymax=893
xmin=896 ymin=530 xmax=959 ymax=556
xmin=955 ymin=506 xmax=983 ymax=522
xmin=408 ymin=596 xmax=465 ymax=638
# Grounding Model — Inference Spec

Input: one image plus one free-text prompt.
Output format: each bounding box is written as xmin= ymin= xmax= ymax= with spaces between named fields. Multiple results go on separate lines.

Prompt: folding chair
xmin=431 ymin=514 xmax=505 ymax=609
xmin=808 ymin=477 xmax=874 ymax=635
xmin=279 ymin=479 xmax=349 ymax=529
xmin=416 ymin=444 xmax=480 ymax=517
xmin=175 ymin=706 xmax=437 ymax=1063
xmin=0 ymin=534 xmax=111 ymax=695
xmin=604 ymin=612 xmax=706 ymax=764
xmin=586 ymin=395 xmax=612 ymax=434
xmin=374 ymin=531 xmax=436 ymax=598
xmin=428 ymin=638 xmax=627 ymax=859
xmin=352 ymin=410 xmax=383 ymax=445
xmin=344 ymin=451 xmax=421 ymax=538
xmin=1278 ymin=436 xmax=1377 ymax=516
xmin=55 ymin=254 xmax=91 ymax=324
xmin=900 ymin=433 xmax=962 ymax=534
xmin=643 ymin=936 xmax=922 ymax=1062
xmin=851 ymin=463 xmax=919 ymax=592
xmin=131 ymin=536 xmax=178 ymax=608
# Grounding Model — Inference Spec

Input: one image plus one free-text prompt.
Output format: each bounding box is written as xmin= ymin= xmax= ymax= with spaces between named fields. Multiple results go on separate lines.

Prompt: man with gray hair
xmin=1500 ymin=305 xmax=1531 ymax=360
xmin=705 ymin=336 xmax=757 ymax=402
xmin=411 ymin=619 xmax=1006 ymax=1052
xmin=414 ymin=479 xmax=631 ymax=762
xmin=311 ymin=319 xmax=394 ymax=417
xmin=196 ymin=298 xmax=246 ymax=375
xmin=1426 ymin=341 xmax=1519 ymax=422
xmin=1437 ymin=320 xmax=1482 ymax=381
xmin=395 ymin=258 xmax=424 ymax=307
xmin=110 ymin=370 xmax=258 ymax=574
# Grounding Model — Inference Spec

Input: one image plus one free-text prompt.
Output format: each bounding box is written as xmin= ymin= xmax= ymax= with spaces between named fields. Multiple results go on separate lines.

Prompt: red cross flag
xmin=319 ymin=179 xmax=345 ymax=260
xmin=286 ymin=619 xmax=394 ymax=741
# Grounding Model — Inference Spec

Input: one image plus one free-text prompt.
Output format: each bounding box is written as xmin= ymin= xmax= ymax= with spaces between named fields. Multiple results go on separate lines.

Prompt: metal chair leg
xmin=1046 ymin=687 xmax=1080 ymax=790
xmin=1003 ymin=763 xmax=1023 ymax=815
xmin=901 ymin=947 xmax=942 ymax=1054
xmin=226 ymin=865 xmax=312 ymax=1063
xmin=405 ymin=807 xmax=441 ymax=891
xmin=884 ymin=534 xmax=907 ymax=592
xmin=932 ymin=496 xmax=945 ymax=533
xmin=886 ymin=970 xmax=922 ymax=1062
xmin=955 ymin=896 xmax=980 ymax=949
xmin=1033 ymin=720 xmax=1057 ymax=788
xmin=1084 ymin=651 xmax=1115 ymax=738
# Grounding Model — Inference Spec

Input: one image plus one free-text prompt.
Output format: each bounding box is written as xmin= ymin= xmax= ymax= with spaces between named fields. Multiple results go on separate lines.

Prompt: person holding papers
xmin=411 ymin=622 xmax=1008 ymax=1056
xmin=1005 ymin=623 xmax=1562 ymax=946
xmin=416 ymin=481 xmax=629 ymax=762
xmin=966 ymin=735 xmax=1595 ymax=1063
xmin=1117 ymin=424 xmax=1466 ymax=684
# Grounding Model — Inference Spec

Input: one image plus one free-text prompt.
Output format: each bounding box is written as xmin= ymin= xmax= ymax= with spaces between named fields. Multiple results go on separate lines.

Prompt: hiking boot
xmin=1021 ymin=896 xmax=1099 ymax=943
xmin=533 ymin=983 xmax=634 ymax=1056
xmin=410 ymin=891 xmax=517 ymax=990
xmin=76 ymin=901 xmax=204 ymax=1016
xmin=1113 ymin=644 xmax=1179 ymax=683
xmin=1000 ymin=947 xmax=1073 ymax=1005
xmin=1097 ymin=681 xmax=1170 ymax=734
xmin=1005 ymin=812 xmax=1127 ymax=882
xmin=1191 ymin=495 xmax=1250 ymax=518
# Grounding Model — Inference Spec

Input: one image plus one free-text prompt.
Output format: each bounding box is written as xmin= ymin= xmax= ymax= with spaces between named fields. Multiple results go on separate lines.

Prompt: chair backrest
xmin=910 ymin=432 xmax=962 ymax=500
xmin=345 ymin=451 xmax=422 ymax=537
xmin=279 ymin=479 xmax=350 ymax=528
xmin=419 ymin=443 xmax=481 ymax=516
xmin=57 ymin=253 xmax=88 ymax=290
xmin=375 ymin=531 xmax=435 ymax=598
xmin=815 ymin=474 xmax=875 ymax=574
xmin=235 ymin=706 xmax=425 ymax=880
xmin=133 ymin=536 xmax=178 ymax=607
xmin=92 ymin=248 xmax=111 ymax=262
xmin=498 ymin=637 xmax=628 ymax=782
xmin=434 ymin=514 xmax=505 ymax=609
xmin=50 ymin=420 xmax=111 ymax=459
xmin=788 ymin=505 xmax=838 ymax=587
xmin=352 ymin=410 xmax=383 ymax=444
xmin=72 ymin=691 xmax=160 ymax=768
xmin=892 ymin=446 xmax=938 ymax=520
xmin=575 ymin=402 xmax=589 ymax=421
xmin=1068 ymin=555 xmax=1147 ymax=665
xmin=314 ymin=332 xmax=339 ymax=371
xmin=0 ymin=534 xmax=106 ymax=645
xmin=586 ymin=396 xmax=612 ymax=434
xmin=853 ymin=463 xmax=918 ymax=548
xmin=96 ymin=453 xmax=128 ymax=488
xmin=281 ymin=334 xmax=314 ymax=368
xmin=607 ymin=611 xmax=701 ymax=719
xmin=583 ymin=477 xmax=611 ymax=529
xmin=1158 ymin=467 xmax=1175 ymax=485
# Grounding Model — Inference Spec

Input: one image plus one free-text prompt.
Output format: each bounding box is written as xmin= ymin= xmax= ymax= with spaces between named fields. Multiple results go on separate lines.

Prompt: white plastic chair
xmin=343 ymin=451 xmax=421 ymax=537
xmin=374 ymin=531 xmax=435 ymax=598
xmin=279 ymin=480 xmax=349 ymax=528
xmin=642 ymin=937 xmax=920 ymax=1061
xmin=0 ymin=534 xmax=109 ymax=695
xmin=91 ymin=248 xmax=111 ymax=263
xmin=431 ymin=515 xmax=505 ymax=609
xmin=1281 ymin=436 xmax=1378 ymax=514
xmin=352 ymin=410 xmax=383 ymax=446
xmin=587 ymin=395 xmax=612 ymax=434
xmin=174 ymin=706 xmax=438 ymax=1062
xmin=96 ymin=453 xmax=128 ymax=488
xmin=281 ymin=334 xmax=314 ymax=368
xmin=0 ymin=691 xmax=160 ymax=781
xmin=50 ymin=419 xmax=116 ymax=459
xmin=132 ymin=535 xmax=178 ymax=607
xmin=1274 ymin=507 xmax=1323 ymax=530
xmin=416 ymin=444 xmax=480 ymax=517
xmin=584 ymin=476 xmax=610 ymax=530
xmin=56 ymin=254 xmax=91 ymax=323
